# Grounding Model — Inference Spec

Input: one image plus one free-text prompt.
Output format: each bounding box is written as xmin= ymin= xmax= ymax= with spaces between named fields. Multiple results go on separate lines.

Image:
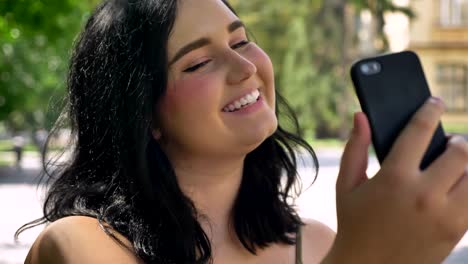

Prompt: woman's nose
xmin=226 ymin=52 xmax=257 ymax=84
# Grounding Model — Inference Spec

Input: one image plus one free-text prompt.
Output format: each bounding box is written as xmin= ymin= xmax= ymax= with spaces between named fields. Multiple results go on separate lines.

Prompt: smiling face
xmin=156 ymin=0 xmax=277 ymax=160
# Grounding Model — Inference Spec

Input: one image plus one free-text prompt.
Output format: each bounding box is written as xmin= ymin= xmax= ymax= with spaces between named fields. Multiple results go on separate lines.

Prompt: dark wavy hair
xmin=16 ymin=0 xmax=319 ymax=263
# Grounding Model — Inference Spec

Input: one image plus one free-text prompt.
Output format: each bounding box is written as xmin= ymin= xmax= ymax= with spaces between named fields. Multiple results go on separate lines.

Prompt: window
xmin=440 ymin=0 xmax=468 ymax=27
xmin=436 ymin=64 xmax=468 ymax=112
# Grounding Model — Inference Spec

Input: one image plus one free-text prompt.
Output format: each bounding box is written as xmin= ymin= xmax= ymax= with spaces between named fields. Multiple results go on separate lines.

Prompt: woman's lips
xmin=222 ymin=88 xmax=260 ymax=112
xmin=223 ymin=94 xmax=264 ymax=115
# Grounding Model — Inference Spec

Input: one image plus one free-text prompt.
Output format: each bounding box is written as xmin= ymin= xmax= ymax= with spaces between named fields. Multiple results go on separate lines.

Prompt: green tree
xmin=0 ymin=0 xmax=98 ymax=131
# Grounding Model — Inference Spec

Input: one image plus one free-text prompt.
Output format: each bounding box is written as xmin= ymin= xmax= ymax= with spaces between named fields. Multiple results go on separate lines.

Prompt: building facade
xmin=409 ymin=0 xmax=468 ymax=128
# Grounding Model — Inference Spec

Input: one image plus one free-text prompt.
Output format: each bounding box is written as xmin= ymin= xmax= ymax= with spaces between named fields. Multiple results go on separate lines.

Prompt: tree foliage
xmin=0 ymin=0 xmax=98 ymax=131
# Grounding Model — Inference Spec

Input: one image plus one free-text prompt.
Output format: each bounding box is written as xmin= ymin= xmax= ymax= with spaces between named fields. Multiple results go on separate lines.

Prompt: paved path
xmin=1 ymin=150 xmax=468 ymax=263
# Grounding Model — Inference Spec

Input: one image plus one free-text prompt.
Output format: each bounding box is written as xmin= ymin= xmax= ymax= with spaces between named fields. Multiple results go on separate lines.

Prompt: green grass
xmin=0 ymin=140 xmax=12 ymax=151
xmin=307 ymin=138 xmax=346 ymax=149
xmin=0 ymin=159 xmax=12 ymax=167
xmin=444 ymin=123 xmax=468 ymax=135
xmin=0 ymin=140 xmax=38 ymax=152
xmin=0 ymin=139 xmax=64 ymax=152
xmin=306 ymin=122 xmax=467 ymax=150
xmin=0 ymin=150 xmax=14 ymax=166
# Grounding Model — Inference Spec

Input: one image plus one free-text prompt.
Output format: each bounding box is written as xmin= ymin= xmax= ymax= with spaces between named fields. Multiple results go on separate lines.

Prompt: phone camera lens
xmin=361 ymin=64 xmax=370 ymax=74
xmin=360 ymin=61 xmax=381 ymax=75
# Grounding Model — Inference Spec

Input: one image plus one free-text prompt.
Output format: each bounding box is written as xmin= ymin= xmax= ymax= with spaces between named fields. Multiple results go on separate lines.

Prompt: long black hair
xmin=16 ymin=0 xmax=319 ymax=263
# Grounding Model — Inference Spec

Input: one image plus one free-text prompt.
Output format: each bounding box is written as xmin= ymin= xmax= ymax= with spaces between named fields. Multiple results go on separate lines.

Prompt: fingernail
xmin=429 ymin=96 xmax=445 ymax=107
xmin=448 ymin=135 xmax=465 ymax=145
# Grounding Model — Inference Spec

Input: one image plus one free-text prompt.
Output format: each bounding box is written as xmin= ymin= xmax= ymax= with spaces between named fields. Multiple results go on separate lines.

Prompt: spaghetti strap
xmin=295 ymin=226 xmax=303 ymax=264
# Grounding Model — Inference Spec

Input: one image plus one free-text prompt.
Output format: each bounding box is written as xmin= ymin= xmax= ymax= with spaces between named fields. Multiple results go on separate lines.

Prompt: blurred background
xmin=0 ymin=0 xmax=467 ymax=263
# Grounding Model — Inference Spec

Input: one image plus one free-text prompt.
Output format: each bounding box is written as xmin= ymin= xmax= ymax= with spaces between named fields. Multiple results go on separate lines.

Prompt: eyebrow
xmin=168 ymin=20 xmax=246 ymax=66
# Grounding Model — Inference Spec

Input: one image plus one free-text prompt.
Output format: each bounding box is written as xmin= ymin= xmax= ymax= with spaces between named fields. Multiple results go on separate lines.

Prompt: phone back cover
xmin=351 ymin=51 xmax=446 ymax=169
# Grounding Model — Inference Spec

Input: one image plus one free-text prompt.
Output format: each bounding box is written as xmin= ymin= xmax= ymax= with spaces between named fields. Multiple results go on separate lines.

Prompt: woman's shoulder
xmin=300 ymin=218 xmax=336 ymax=263
xmin=25 ymin=215 xmax=142 ymax=264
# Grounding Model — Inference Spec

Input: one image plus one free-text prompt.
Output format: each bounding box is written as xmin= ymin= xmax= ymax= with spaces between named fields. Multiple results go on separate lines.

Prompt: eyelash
xmin=183 ymin=40 xmax=251 ymax=73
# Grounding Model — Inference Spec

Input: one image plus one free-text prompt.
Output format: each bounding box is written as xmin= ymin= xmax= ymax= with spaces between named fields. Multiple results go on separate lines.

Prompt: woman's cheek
xmin=248 ymin=44 xmax=274 ymax=85
xmin=161 ymin=74 xmax=219 ymax=115
xmin=247 ymin=44 xmax=275 ymax=105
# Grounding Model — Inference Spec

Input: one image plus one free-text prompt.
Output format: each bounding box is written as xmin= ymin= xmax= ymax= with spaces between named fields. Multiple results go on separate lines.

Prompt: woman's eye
xmin=183 ymin=60 xmax=211 ymax=73
xmin=181 ymin=41 xmax=250 ymax=73
xmin=232 ymin=40 xmax=250 ymax=49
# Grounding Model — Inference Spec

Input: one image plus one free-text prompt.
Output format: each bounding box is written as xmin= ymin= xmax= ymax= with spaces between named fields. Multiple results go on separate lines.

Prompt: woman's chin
xmin=237 ymin=119 xmax=278 ymax=152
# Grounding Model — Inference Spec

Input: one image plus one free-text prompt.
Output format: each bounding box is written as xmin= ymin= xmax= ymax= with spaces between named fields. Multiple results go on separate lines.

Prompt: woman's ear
xmin=151 ymin=109 xmax=162 ymax=140
xmin=152 ymin=129 xmax=162 ymax=140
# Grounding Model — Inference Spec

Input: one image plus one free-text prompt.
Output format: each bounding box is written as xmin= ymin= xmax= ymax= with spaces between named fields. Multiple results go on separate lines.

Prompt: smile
xmin=222 ymin=89 xmax=260 ymax=112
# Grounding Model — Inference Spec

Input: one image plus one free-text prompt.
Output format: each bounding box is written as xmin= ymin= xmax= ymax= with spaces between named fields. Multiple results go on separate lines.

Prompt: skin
xmin=25 ymin=0 xmax=468 ymax=263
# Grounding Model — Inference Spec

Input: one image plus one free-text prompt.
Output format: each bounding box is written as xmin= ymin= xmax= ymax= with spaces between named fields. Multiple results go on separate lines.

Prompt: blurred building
xmin=409 ymin=0 xmax=468 ymax=124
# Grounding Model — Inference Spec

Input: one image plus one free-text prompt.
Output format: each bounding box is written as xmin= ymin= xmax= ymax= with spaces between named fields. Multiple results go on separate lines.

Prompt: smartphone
xmin=350 ymin=50 xmax=447 ymax=170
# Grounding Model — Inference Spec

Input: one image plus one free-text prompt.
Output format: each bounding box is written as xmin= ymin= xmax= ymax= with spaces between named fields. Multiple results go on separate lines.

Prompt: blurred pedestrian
xmin=34 ymin=129 xmax=48 ymax=161
xmin=12 ymin=134 xmax=25 ymax=168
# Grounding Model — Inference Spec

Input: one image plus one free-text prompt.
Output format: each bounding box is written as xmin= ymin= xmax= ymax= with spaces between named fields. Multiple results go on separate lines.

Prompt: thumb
xmin=336 ymin=112 xmax=372 ymax=194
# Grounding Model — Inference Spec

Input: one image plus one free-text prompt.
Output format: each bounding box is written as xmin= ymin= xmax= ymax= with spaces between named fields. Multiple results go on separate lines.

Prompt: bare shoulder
xmin=25 ymin=216 xmax=142 ymax=264
xmin=301 ymin=218 xmax=336 ymax=263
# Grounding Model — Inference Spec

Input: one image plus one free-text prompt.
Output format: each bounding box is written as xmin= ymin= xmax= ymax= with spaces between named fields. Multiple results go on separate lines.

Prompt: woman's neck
xmin=171 ymin=154 xmax=245 ymax=245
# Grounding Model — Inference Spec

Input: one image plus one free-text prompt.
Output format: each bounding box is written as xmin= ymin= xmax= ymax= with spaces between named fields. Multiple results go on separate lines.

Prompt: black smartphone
xmin=350 ymin=50 xmax=447 ymax=169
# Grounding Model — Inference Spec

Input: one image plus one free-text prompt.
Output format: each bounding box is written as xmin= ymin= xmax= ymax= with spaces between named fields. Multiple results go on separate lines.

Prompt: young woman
xmin=20 ymin=0 xmax=468 ymax=263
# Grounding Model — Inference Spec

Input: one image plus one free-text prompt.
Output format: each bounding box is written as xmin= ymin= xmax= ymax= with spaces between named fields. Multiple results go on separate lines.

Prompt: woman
xmin=20 ymin=0 xmax=468 ymax=263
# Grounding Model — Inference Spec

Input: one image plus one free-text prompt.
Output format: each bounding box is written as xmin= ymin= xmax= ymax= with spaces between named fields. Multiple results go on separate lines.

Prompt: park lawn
xmin=308 ymin=138 xmax=345 ymax=149
xmin=309 ymin=122 xmax=468 ymax=151
xmin=444 ymin=123 xmax=468 ymax=135
xmin=0 ymin=159 xmax=12 ymax=167
xmin=307 ymin=138 xmax=382 ymax=157
xmin=0 ymin=140 xmax=38 ymax=152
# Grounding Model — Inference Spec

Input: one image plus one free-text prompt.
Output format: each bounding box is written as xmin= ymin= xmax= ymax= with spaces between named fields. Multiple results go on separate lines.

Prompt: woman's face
xmin=157 ymin=0 xmax=277 ymax=159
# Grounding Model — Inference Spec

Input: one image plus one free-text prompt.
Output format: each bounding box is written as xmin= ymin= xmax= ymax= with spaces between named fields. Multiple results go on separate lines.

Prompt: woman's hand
xmin=323 ymin=97 xmax=468 ymax=264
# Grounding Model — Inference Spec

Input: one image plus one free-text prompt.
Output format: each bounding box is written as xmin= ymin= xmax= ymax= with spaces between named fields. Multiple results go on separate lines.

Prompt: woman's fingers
xmin=426 ymin=136 xmax=468 ymax=195
xmin=385 ymin=97 xmax=445 ymax=170
xmin=450 ymin=167 xmax=468 ymax=207
xmin=332 ymin=98 xmax=468 ymax=264
xmin=337 ymin=112 xmax=371 ymax=194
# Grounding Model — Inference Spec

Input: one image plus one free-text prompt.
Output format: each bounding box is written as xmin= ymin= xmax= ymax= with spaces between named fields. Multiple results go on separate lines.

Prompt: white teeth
xmin=223 ymin=89 xmax=261 ymax=112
